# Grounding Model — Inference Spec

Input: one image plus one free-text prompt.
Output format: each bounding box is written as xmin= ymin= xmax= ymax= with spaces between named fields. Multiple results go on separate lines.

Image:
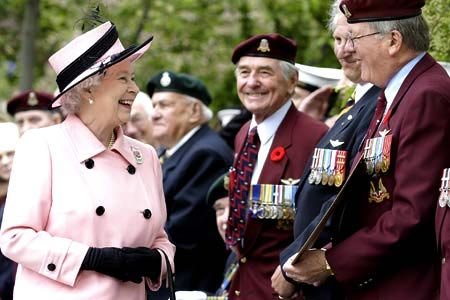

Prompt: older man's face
xmin=151 ymin=91 xmax=195 ymax=148
xmin=0 ymin=150 xmax=14 ymax=181
xmin=124 ymin=103 xmax=154 ymax=145
xmin=333 ymin=14 xmax=362 ymax=83
xmin=14 ymin=110 xmax=60 ymax=136
xmin=347 ymin=22 xmax=391 ymax=87
xmin=236 ymin=56 xmax=296 ymax=123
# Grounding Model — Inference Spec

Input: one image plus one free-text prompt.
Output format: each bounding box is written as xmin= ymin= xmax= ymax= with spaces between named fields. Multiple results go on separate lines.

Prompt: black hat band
xmin=56 ymin=25 xmax=119 ymax=92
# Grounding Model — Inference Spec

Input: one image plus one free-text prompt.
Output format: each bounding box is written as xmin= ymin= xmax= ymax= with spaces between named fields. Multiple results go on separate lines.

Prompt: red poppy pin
xmin=270 ymin=146 xmax=286 ymax=162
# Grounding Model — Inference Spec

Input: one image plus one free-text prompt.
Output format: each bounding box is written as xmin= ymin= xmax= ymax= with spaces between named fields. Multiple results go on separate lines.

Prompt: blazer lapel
xmin=388 ymin=54 xmax=436 ymax=118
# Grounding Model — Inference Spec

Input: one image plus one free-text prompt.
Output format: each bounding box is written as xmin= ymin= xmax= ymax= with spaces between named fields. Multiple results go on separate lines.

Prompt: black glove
xmin=122 ymin=247 xmax=162 ymax=282
xmin=81 ymin=247 xmax=161 ymax=283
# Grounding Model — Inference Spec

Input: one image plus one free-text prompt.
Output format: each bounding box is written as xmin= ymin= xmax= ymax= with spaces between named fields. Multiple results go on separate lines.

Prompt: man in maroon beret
xmin=285 ymin=1 xmax=450 ymax=299
xmin=7 ymin=90 xmax=62 ymax=136
xmin=225 ymin=33 xmax=328 ymax=299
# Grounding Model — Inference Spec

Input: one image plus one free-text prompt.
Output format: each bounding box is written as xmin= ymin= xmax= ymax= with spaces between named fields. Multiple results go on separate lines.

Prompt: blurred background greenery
xmin=0 ymin=0 xmax=449 ymax=113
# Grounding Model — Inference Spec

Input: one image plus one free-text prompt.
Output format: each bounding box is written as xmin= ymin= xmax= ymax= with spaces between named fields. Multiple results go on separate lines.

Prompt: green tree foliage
xmin=0 ymin=0 xmax=448 ymax=114
xmin=424 ymin=0 xmax=450 ymax=61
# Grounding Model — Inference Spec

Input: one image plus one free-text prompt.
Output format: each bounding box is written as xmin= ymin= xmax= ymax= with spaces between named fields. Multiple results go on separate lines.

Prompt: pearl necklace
xmin=108 ymin=131 xmax=116 ymax=149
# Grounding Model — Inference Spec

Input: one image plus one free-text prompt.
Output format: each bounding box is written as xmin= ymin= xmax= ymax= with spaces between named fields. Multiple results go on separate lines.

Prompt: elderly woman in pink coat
xmin=0 ymin=21 xmax=175 ymax=300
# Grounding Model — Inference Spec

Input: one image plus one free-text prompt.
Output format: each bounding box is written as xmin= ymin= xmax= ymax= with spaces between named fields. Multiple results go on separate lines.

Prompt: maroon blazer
xmin=327 ymin=54 xmax=450 ymax=300
xmin=228 ymin=104 xmax=328 ymax=300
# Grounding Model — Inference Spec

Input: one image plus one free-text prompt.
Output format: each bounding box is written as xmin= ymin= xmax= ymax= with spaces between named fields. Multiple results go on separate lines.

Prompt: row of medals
xmin=248 ymin=184 xmax=297 ymax=220
xmin=308 ymin=148 xmax=347 ymax=187
xmin=363 ymin=134 xmax=392 ymax=176
xmin=439 ymin=168 xmax=450 ymax=208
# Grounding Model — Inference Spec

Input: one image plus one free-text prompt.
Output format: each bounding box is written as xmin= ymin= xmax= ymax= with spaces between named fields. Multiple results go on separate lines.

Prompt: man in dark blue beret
xmin=146 ymin=71 xmax=233 ymax=298
xmin=224 ymin=33 xmax=328 ymax=299
xmin=7 ymin=90 xmax=62 ymax=136
xmin=286 ymin=0 xmax=450 ymax=299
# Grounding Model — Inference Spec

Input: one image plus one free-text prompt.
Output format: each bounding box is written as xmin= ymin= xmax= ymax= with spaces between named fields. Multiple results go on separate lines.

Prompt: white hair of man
xmin=369 ymin=15 xmax=430 ymax=52
xmin=132 ymin=91 xmax=153 ymax=118
xmin=327 ymin=0 xmax=341 ymax=33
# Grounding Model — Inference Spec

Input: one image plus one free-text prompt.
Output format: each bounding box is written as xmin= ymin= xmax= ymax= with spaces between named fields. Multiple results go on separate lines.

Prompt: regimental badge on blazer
xmin=130 ymin=146 xmax=144 ymax=164
xmin=308 ymin=147 xmax=347 ymax=187
xmin=363 ymin=131 xmax=392 ymax=176
xmin=439 ymin=168 xmax=450 ymax=208
xmin=369 ymin=178 xmax=390 ymax=203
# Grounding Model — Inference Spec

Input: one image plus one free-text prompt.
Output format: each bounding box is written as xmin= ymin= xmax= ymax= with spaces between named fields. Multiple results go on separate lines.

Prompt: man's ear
xmin=188 ymin=101 xmax=203 ymax=123
xmin=388 ymin=30 xmax=403 ymax=56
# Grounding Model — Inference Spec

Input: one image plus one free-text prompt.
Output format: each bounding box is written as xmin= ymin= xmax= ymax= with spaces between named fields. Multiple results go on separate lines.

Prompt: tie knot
xmin=247 ymin=127 xmax=259 ymax=145
xmin=377 ymin=92 xmax=387 ymax=106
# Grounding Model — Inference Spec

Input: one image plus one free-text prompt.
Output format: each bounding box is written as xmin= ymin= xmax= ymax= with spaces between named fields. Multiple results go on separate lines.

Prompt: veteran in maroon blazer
xmin=225 ymin=33 xmax=328 ymax=299
xmin=282 ymin=1 xmax=450 ymax=300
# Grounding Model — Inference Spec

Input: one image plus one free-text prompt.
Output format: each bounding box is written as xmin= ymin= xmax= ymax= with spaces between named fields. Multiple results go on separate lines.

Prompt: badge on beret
xmin=342 ymin=4 xmax=352 ymax=18
xmin=130 ymin=146 xmax=144 ymax=164
xmin=257 ymin=39 xmax=270 ymax=53
xmin=27 ymin=92 xmax=39 ymax=106
xmin=160 ymin=72 xmax=171 ymax=87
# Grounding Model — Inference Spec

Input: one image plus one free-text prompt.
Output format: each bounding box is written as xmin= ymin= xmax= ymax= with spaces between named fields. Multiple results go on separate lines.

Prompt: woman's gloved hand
xmin=122 ymin=247 xmax=162 ymax=282
xmin=81 ymin=247 xmax=162 ymax=283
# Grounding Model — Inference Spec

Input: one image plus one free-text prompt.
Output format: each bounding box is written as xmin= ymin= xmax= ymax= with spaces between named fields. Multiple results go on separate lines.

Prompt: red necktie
xmin=366 ymin=92 xmax=387 ymax=139
xmin=226 ymin=127 xmax=260 ymax=247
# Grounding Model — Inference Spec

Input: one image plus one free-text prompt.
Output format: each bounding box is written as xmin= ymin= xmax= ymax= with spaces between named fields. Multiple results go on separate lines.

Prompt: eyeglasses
xmin=348 ymin=31 xmax=381 ymax=48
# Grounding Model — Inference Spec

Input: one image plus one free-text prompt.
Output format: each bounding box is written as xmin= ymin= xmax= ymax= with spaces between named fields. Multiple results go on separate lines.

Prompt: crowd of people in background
xmin=1 ymin=0 xmax=450 ymax=300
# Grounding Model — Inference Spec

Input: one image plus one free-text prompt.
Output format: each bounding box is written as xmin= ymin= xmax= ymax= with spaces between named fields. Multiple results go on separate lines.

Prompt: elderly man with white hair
xmin=146 ymin=71 xmax=233 ymax=299
xmin=123 ymin=91 xmax=158 ymax=147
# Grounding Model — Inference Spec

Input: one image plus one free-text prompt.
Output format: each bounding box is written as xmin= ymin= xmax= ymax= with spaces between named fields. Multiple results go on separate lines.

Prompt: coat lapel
xmin=388 ymin=54 xmax=436 ymax=118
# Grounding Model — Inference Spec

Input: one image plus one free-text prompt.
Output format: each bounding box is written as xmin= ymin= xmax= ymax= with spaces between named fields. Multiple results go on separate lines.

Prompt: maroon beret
xmin=231 ymin=33 xmax=297 ymax=64
xmin=339 ymin=0 xmax=425 ymax=23
xmin=7 ymin=90 xmax=54 ymax=116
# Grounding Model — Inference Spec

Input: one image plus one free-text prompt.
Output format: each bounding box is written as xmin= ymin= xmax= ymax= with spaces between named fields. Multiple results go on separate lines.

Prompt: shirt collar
xmin=63 ymin=114 xmax=136 ymax=166
xmin=249 ymin=100 xmax=291 ymax=146
xmin=165 ymin=125 xmax=201 ymax=157
xmin=354 ymin=82 xmax=374 ymax=103
xmin=385 ymin=52 xmax=426 ymax=103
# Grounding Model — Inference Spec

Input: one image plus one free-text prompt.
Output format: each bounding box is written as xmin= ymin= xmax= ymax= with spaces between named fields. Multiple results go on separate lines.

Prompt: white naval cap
xmin=295 ymin=63 xmax=343 ymax=91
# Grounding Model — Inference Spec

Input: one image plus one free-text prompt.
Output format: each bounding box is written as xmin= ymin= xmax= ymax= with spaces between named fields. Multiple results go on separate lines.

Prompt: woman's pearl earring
xmin=88 ymin=98 xmax=94 ymax=105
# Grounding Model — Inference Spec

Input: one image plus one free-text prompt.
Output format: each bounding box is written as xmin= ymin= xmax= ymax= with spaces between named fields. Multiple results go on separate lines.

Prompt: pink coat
xmin=0 ymin=114 xmax=175 ymax=300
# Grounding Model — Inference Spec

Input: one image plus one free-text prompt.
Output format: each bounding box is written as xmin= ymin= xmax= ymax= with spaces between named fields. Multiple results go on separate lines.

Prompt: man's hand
xmin=298 ymin=86 xmax=333 ymax=121
xmin=271 ymin=265 xmax=298 ymax=299
xmin=283 ymin=249 xmax=332 ymax=286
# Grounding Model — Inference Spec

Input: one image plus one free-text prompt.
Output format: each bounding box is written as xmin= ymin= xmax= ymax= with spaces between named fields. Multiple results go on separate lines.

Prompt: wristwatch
xmin=321 ymin=248 xmax=334 ymax=276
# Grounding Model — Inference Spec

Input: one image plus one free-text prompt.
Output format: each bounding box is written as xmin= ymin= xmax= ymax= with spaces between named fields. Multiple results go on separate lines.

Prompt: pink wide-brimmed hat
xmin=48 ymin=21 xmax=153 ymax=108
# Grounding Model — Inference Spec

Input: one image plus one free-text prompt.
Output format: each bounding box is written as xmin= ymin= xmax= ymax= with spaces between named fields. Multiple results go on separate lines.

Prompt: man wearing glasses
xmin=281 ymin=0 xmax=450 ymax=299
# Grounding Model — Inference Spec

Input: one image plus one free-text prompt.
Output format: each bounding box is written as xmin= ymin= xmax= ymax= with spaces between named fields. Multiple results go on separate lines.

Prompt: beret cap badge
xmin=27 ymin=92 xmax=39 ymax=106
xmin=257 ymin=39 xmax=271 ymax=53
xmin=160 ymin=71 xmax=171 ymax=87
xmin=342 ymin=4 xmax=352 ymax=18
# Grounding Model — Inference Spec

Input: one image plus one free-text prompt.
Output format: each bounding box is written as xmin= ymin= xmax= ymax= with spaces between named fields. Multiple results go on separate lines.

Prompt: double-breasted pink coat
xmin=0 ymin=114 xmax=175 ymax=300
